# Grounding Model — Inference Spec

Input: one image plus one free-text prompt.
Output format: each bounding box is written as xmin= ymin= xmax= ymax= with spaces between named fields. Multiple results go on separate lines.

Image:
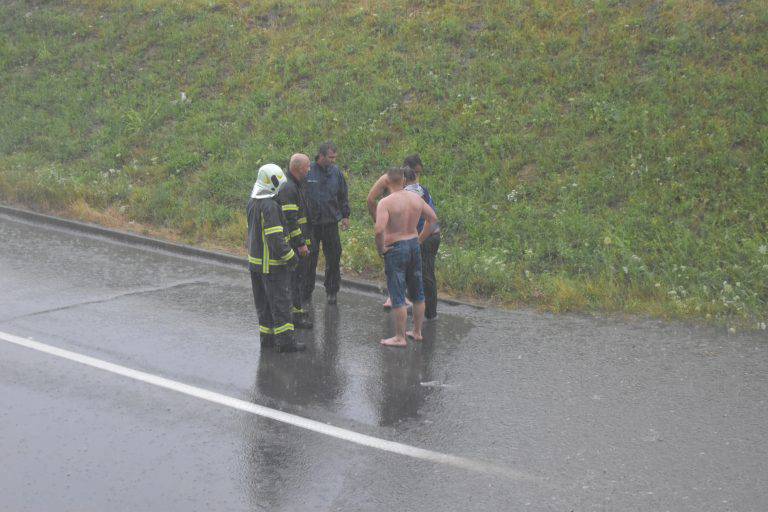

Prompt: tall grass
xmin=1 ymin=0 xmax=766 ymax=329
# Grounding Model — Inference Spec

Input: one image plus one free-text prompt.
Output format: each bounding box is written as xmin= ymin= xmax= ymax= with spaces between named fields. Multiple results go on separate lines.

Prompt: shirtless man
xmin=367 ymin=155 xmax=428 ymax=308
xmin=375 ymin=167 xmax=438 ymax=347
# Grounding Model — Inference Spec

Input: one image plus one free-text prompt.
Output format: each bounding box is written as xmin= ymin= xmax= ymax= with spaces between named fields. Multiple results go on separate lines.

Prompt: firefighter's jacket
xmin=277 ymin=172 xmax=311 ymax=250
xmin=247 ymin=196 xmax=296 ymax=273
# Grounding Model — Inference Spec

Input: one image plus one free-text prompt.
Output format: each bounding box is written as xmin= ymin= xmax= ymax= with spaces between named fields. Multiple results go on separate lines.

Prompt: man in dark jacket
xmin=277 ymin=153 xmax=313 ymax=329
xmin=303 ymin=141 xmax=350 ymax=305
xmin=247 ymin=163 xmax=304 ymax=353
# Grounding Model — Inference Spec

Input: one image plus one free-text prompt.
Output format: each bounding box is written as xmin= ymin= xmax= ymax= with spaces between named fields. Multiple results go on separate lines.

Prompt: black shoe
xmin=275 ymin=339 xmax=306 ymax=353
xmin=260 ymin=334 xmax=275 ymax=349
xmin=326 ymin=294 xmax=337 ymax=305
xmin=293 ymin=313 xmax=314 ymax=329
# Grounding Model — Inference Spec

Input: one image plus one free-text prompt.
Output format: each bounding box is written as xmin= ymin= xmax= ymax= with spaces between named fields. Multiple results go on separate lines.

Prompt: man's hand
xmin=340 ymin=218 xmax=350 ymax=231
xmin=298 ymin=244 xmax=309 ymax=257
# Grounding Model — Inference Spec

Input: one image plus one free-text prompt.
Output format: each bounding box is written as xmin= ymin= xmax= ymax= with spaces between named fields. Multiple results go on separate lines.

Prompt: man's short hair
xmin=403 ymin=154 xmax=423 ymax=170
xmin=317 ymin=141 xmax=337 ymax=159
xmin=387 ymin=167 xmax=405 ymax=184
xmin=289 ymin=153 xmax=309 ymax=172
xmin=404 ymin=168 xmax=417 ymax=183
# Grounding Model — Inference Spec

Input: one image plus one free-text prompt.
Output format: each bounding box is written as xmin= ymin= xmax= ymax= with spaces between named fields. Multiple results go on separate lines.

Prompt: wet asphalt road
xmin=0 ymin=213 xmax=767 ymax=511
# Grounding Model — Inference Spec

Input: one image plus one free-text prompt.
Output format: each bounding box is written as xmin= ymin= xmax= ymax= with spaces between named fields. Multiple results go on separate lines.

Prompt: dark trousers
xmin=251 ymin=269 xmax=294 ymax=340
xmin=304 ymin=222 xmax=342 ymax=299
xmin=291 ymin=254 xmax=310 ymax=310
xmin=421 ymin=232 xmax=441 ymax=319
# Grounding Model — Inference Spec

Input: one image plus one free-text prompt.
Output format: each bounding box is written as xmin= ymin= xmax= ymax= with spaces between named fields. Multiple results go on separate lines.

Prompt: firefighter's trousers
xmin=250 ymin=268 xmax=294 ymax=342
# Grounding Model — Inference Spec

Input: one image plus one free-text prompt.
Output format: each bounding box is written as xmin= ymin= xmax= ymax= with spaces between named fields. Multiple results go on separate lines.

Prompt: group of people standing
xmin=247 ymin=142 xmax=440 ymax=353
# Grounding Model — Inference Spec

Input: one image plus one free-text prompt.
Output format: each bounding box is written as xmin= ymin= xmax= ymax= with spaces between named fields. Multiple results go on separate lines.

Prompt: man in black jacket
xmin=247 ymin=163 xmax=304 ymax=353
xmin=303 ymin=141 xmax=350 ymax=305
xmin=277 ymin=153 xmax=313 ymax=329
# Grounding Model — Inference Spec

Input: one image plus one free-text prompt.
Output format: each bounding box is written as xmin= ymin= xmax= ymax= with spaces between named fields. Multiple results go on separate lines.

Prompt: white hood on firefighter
xmin=251 ymin=163 xmax=287 ymax=199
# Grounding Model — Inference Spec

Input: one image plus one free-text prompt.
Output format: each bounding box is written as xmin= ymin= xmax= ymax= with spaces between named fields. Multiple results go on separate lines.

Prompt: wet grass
xmin=1 ymin=0 xmax=767 ymax=330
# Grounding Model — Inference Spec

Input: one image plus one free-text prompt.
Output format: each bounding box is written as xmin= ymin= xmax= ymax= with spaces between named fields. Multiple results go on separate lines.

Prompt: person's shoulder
xmin=370 ymin=173 xmax=389 ymax=192
xmin=282 ymin=179 xmax=297 ymax=192
xmin=262 ymin=197 xmax=280 ymax=210
xmin=378 ymin=192 xmax=397 ymax=207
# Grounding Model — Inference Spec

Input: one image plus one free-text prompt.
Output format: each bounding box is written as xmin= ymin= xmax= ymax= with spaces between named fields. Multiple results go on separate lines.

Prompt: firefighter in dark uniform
xmin=303 ymin=141 xmax=350 ymax=305
xmin=277 ymin=153 xmax=313 ymax=329
xmin=247 ymin=163 xmax=305 ymax=353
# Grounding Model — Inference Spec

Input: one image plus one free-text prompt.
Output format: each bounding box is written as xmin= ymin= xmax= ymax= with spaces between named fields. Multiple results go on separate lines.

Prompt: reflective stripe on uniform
xmin=261 ymin=213 xmax=270 ymax=273
xmin=259 ymin=325 xmax=274 ymax=334
xmin=250 ymin=257 xmax=295 ymax=267
xmin=289 ymin=228 xmax=302 ymax=238
xmin=297 ymin=217 xmax=308 ymax=225
xmin=273 ymin=323 xmax=294 ymax=334
xmin=264 ymin=225 xmax=283 ymax=235
xmin=281 ymin=204 xmax=299 ymax=212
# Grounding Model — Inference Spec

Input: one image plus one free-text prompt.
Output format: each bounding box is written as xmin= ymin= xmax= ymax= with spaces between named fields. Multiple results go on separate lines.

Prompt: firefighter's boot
xmin=274 ymin=333 xmax=306 ymax=353
xmin=292 ymin=307 xmax=313 ymax=329
xmin=260 ymin=333 xmax=275 ymax=349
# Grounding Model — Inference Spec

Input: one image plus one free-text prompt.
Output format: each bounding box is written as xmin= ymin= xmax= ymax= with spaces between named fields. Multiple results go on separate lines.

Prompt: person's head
xmin=289 ymin=153 xmax=310 ymax=180
xmin=316 ymin=141 xmax=338 ymax=167
xmin=386 ymin=167 xmax=406 ymax=189
xmin=404 ymin=167 xmax=417 ymax=185
xmin=403 ymin=154 xmax=423 ymax=177
xmin=251 ymin=163 xmax=287 ymax=199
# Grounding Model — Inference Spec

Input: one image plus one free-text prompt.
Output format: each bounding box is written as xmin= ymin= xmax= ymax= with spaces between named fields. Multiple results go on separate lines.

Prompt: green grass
xmin=1 ymin=0 xmax=767 ymax=330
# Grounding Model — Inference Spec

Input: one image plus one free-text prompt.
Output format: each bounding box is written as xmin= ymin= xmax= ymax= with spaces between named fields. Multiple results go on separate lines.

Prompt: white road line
xmin=0 ymin=330 xmax=536 ymax=482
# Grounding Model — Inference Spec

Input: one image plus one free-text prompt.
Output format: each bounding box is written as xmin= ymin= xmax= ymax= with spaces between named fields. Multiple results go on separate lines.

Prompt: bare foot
xmin=406 ymin=331 xmax=423 ymax=341
xmin=380 ymin=336 xmax=407 ymax=347
xmin=384 ymin=298 xmax=412 ymax=309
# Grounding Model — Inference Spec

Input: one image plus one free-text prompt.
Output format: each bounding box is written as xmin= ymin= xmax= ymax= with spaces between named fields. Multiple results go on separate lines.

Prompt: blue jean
xmin=384 ymin=238 xmax=424 ymax=308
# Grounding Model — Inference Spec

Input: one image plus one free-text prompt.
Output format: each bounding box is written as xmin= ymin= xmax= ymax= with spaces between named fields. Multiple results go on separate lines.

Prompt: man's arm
xmin=278 ymin=184 xmax=307 ymax=255
xmin=419 ymin=219 xmax=432 ymax=244
xmin=374 ymin=200 xmax=390 ymax=255
xmin=338 ymin=167 xmax=350 ymax=230
xmin=366 ymin=174 xmax=389 ymax=221
xmin=418 ymin=202 xmax=438 ymax=244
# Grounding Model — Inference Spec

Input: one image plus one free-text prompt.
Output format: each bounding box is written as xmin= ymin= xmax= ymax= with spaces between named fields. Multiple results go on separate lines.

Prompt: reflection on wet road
xmin=1 ymin=213 xmax=767 ymax=511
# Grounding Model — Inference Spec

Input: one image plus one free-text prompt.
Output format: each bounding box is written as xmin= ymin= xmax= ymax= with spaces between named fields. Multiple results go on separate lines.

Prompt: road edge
xmin=0 ymin=203 xmax=482 ymax=309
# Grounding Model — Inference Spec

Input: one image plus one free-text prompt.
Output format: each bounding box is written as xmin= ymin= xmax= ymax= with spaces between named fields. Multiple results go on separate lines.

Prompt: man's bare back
xmin=379 ymin=190 xmax=424 ymax=244
xmin=375 ymin=188 xmax=437 ymax=255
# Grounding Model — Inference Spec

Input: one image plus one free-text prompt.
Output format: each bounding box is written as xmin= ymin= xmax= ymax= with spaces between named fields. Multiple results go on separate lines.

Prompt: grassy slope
xmin=1 ymin=0 xmax=767 ymax=328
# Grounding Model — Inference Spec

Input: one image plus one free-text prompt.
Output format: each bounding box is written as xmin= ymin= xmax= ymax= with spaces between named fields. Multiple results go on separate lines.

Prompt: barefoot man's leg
xmin=381 ymin=305 xmax=408 ymax=346
xmin=407 ymin=300 xmax=425 ymax=341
